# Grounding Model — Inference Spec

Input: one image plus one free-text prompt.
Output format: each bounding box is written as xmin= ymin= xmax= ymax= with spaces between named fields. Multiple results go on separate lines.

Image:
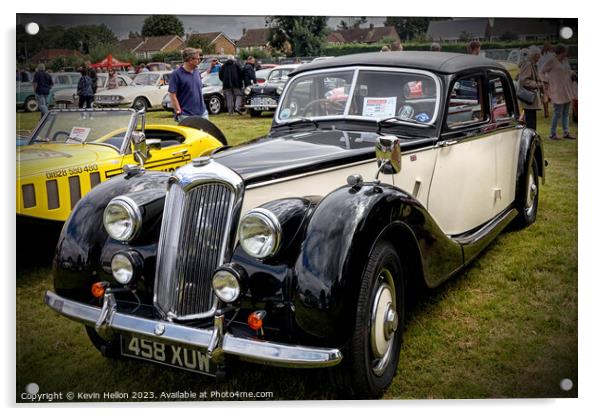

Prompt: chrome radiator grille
xmin=154 ymin=181 xmax=235 ymax=320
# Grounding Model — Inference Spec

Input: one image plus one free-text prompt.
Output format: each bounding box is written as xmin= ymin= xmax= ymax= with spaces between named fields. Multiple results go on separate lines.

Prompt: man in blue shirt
xmin=169 ymin=48 xmax=208 ymax=121
xmin=32 ymin=64 xmax=53 ymax=118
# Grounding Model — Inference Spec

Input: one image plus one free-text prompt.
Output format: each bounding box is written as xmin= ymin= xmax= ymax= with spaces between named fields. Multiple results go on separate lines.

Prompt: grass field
xmin=16 ymin=109 xmax=577 ymax=401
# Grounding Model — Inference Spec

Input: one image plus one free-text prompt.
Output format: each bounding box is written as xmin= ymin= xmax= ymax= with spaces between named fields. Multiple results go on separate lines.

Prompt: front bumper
xmin=44 ymin=290 xmax=342 ymax=369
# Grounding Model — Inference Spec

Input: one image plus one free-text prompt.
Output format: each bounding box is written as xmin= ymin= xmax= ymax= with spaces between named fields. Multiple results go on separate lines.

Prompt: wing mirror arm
xmin=131 ymin=131 xmax=150 ymax=167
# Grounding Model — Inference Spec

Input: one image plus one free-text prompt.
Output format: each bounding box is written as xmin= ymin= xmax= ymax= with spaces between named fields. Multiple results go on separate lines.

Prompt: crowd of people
xmin=518 ymin=43 xmax=577 ymax=139
xmin=26 ymin=42 xmax=577 ymax=139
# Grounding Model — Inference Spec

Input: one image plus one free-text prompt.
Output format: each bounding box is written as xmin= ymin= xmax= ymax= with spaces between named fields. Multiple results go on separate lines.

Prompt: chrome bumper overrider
xmin=44 ymin=290 xmax=342 ymax=368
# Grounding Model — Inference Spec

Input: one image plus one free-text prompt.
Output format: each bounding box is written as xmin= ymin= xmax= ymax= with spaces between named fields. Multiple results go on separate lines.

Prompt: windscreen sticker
xmin=281 ymin=108 xmax=291 ymax=120
xmin=69 ymin=127 xmax=91 ymax=141
xmin=362 ymin=97 xmax=397 ymax=118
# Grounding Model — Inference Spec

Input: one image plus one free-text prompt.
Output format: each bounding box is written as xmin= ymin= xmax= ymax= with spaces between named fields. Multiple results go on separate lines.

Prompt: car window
xmin=97 ymin=75 xmax=107 ymax=88
xmin=56 ymin=75 xmax=70 ymax=85
xmin=133 ymin=73 xmax=160 ymax=86
xmin=447 ymin=76 xmax=485 ymax=128
xmin=117 ymin=77 xmax=128 ymax=87
xmin=349 ymin=71 xmax=437 ymax=123
xmin=69 ymin=75 xmax=81 ymax=84
xmin=267 ymin=70 xmax=281 ymax=81
xmin=488 ymin=75 xmax=512 ymax=122
xmin=279 ymin=70 xmax=353 ymax=119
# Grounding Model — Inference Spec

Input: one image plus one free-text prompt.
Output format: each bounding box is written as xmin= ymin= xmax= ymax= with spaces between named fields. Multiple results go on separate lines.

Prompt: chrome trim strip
xmin=45 ymin=291 xmax=342 ymax=368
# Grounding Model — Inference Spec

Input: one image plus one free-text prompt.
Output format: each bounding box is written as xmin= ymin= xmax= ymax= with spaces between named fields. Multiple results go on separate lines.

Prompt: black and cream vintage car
xmin=45 ymin=52 xmax=544 ymax=399
xmin=243 ymin=64 xmax=300 ymax=116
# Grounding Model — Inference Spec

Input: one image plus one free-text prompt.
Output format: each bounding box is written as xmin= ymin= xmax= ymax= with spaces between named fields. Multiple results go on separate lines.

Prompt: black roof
xmin=290 ymin=51 xmax=505 ymax=76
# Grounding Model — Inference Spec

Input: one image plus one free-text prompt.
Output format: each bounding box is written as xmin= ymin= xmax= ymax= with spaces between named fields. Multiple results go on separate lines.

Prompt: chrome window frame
xmin=274 ymin=66 xmax=442 ymax=128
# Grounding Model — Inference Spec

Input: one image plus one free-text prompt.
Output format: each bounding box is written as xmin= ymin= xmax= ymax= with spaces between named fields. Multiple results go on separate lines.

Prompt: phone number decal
xmin=46 ymin=164 xmax=99 ymax=179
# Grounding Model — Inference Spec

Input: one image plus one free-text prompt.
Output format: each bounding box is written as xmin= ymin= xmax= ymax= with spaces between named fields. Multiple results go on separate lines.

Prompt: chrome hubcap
xmin=525 ymin=170 xmax=537 ymax=216
xmin=370 ymin=269 xmax=397 ymax=376
xmin=210 ymin=97 xmax=220 ymax=113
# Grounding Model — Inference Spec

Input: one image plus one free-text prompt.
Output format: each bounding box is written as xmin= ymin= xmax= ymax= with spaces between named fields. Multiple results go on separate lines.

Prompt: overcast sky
xmin=17 ymin=14 xmax=389 ymax=40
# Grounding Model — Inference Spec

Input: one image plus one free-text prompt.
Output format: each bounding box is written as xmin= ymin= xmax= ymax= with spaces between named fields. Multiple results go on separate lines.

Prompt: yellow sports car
xmin=17 ymin=108 xmax=226 ymax=222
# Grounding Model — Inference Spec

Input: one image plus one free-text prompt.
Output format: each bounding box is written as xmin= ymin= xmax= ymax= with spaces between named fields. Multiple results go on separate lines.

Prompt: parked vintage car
xmin=244 ymin=64 xmax=300 ymax=116
xmin=17 ymin=108 xmax=226 ymax=223
xmin=161 ymin=73 xmax=225 ymax=115
xmin=45 ymin=52 xmax=544 ymax=399
xmin=94 ymin=71 xmax=171 ymax=111
xmin=54 ymin=73 xmax=133 ymax=108
xmin=16 ymin=72 xmax=81 ymax=112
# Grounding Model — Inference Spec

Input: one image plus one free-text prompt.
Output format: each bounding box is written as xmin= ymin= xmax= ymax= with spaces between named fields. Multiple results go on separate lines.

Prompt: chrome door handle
xmin=171 ymin=149 xmax=188 ymax=156
xmin=438 ymin=140 xmax=458 ymax=147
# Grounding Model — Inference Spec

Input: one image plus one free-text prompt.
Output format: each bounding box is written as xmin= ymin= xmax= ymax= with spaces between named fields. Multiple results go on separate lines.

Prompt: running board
xmin=451 ymin=207 xmax=518 ymax=264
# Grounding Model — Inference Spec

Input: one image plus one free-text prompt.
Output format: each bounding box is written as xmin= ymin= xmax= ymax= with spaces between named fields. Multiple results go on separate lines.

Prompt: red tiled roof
xmin=236 ymin=28 xmax=271 ymax=47
xmin=327 ymin=26 xmax=400 ymax=44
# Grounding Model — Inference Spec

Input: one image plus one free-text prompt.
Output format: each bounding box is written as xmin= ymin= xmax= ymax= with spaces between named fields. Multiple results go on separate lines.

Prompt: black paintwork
xmin=290 ymin=52 xmax=506 ymax=77
xmin=53 ymin=170 xmax=169 ymax=303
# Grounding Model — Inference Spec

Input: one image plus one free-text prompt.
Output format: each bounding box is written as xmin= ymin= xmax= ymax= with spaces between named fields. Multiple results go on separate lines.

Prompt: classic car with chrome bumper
xmin=45 ymin=52 xmax=544 ymax=399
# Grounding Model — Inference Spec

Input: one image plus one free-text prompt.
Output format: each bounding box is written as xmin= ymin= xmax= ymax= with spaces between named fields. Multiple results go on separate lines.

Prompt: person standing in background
xmin=169 ymin=48 xmax=208 ymax=121
xmin=219 ymin=58 xmax=244 ymax=115
xmin=540 ymin=44 xmax=576 ymax=140
xmin=430 ymin=42 xmax=442 ymax=52
xmin=538 ymin=43 xmax=554 ymax=118
xmin=467 ymin=40 xmax=481 ymax=55
xmin=106 ymin=68 xmax=119 ymax=89
xmin=77 ymin=67 xmax=94 ymax=109
xmin=518 ymin=46 xmax=543 ymax=131
xmin=242 ymin=56 xmax=257 ymax=88
xmin=32 ymin=63 xmax=53 ymax=118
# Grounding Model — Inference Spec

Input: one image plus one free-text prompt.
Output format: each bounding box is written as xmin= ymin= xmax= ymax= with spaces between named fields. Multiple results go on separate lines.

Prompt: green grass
xmin=16 ymin=110 xmax=577 ymax=401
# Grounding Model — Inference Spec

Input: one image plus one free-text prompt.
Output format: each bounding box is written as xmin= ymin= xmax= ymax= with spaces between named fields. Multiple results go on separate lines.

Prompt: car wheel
xmin=85 ymin=325 xmax=122 ymax=359
xmin=249 ymin=109 xmax=262 ymax=117
xmin=24 ymin=96 xmax=38 ymax=112
xmin=513 ymin=157 xmax=539 ymax=229
xmin=332 ymin=241 xmax=404 ymax=399
xmin=207 ymin=95 xmax=223 ymax=115
xmin=132 ymin=97 xmax=149 ymax=112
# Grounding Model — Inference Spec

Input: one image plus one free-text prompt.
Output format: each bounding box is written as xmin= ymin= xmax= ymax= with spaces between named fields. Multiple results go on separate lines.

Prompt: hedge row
xmin=324 ymin=40 xmax=577 ymax=56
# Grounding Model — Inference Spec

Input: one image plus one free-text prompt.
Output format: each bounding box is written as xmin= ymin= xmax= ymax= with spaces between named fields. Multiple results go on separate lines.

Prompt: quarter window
xmin=446 ymin=76 xmax=485 ymax=128
xmin=488 ymin=75 xmax=513 ymax=122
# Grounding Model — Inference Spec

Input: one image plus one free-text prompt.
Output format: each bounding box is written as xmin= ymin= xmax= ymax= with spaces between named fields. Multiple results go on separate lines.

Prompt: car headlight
xmin=103 ymin=196 xmax=142 ymax=241
xmin=238 ymin=208 xmax=281 ymax=259
xmin=111 ymin=251 xmax=143 ymax=285
xmin=276 ymin=86 xmax=284 ymax=95
xmin=244 ymin=86 xmax=252 ymax=95
xmin=212 ymin=264 xmax=245 ymax=303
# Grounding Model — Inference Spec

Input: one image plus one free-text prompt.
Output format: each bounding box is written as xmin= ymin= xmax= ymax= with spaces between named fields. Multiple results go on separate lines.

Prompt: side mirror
xmin=375 ymin=135 xmax=402 ymax=177
xmin=131 ymin=131 xmax=150 ymax=166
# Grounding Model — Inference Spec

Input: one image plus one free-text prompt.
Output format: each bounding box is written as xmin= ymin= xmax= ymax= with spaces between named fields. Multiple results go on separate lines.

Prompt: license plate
xmin=251 ymin=97 xmax=276 ymax=107
xmin=121 ymin=334 xmax=216 ymax=376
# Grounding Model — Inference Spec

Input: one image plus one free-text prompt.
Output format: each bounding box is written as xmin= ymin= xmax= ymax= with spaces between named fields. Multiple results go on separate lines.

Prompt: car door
xmin=427 ymin=72 xmax=498 ymax=236
xmin=487 ymin=70 xmax=522 ymax=215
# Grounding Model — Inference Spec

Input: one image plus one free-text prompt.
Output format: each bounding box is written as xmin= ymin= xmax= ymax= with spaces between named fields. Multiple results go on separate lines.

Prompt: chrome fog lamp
xmin=276 ymin=86 xmax=284 ymax=95
xmin=244 ymin=86 xmax=252 ymax=95
xmin=110 ymin=251 xmax=143 ymax=285
xmin=103 ymin=196 xmax=142 ymax=241
xmin=212 ymin=264 xmax=244 ymax=303
xmin=238 ymin=208 xmax=281 ymax=259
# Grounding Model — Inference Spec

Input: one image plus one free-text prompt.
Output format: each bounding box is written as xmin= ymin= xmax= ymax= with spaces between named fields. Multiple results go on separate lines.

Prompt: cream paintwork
xmin=241 ymin=148 xmax=437 ymax=217
xmin=427 ymin=131 xmax=521 ymax=235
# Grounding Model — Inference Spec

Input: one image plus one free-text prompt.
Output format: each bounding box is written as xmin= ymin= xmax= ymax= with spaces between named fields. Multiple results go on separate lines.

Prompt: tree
xmin=129 ymin=31 xmax=141 ymax=39
xmin=266 ymin=16 xmax=328 ymax=57
xmin=62 ymin=24 xmax=118 ymax=54
xmin=385 ymin=17 xmax=450 ymax=42
xmin=186 ymin=35 xmax=216 ymax=54
xmin=337 ymin=17 xmax=367 ymax=30
xmin=141 ymin=15 xmax=184 ymax=37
